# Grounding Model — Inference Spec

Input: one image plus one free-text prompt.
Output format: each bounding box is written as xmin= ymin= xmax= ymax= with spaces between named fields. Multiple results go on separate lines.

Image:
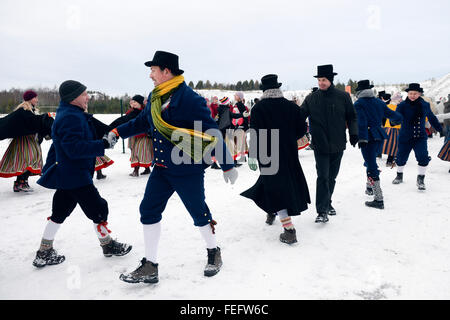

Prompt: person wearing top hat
xmin=33 ymin=80 xmax=132 ymax=268
xmin=240 ymin=74 xmax=310 ymax=244
xmin=392 ymin=83 xmax=443 ymax=190
xmin=107 ymin=50 xmax=238 ymax=284
xmin=299 ymin=64 xmax=358 ymax=223
xmin=353 ymin=80 xmax=403 ymax=209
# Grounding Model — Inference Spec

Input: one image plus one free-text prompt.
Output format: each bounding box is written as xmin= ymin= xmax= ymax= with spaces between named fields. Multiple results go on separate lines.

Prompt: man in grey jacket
xmin=300 ymin=65 xmax=358 ymax=223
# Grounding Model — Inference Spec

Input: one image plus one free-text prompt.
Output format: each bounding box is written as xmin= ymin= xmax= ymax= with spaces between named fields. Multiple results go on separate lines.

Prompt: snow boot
xmin=13 ymin=181 xmax=21 ymax=192
xmin=279 ymin=228 xmax=297 ymax=244
xmin=204 ymin=247 xmax=222 ymax=277
xmin=365 ymin=200 xmax=384 ymax=209
xmin=392 ymin=172 xmax=403 ymax=184
xmin=129 ymin=167 xmax=139 ymax=177
xmin=141 ymin=167 xmax=151 ymax=175
xmin=101 ymin=239 xmax=132 ymax=257
xmin=315 ymin=213 xmax=329 ymax=223
xmin=328 ymin=205 xmax=336 ymax=216
xmin=32 ymin=248 xmax=65 ymax=268
xmin=417 ymin=175 xmax=426 ymax=190
xmin=119 ymin=258 xmax=159 ymax=284
xmin=265 ymin=213 xmax=276 ymax=225
xmin=96 ymin=170 xmax=107 ymax=180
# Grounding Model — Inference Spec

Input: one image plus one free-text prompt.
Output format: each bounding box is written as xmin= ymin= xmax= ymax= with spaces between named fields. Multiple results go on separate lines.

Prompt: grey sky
xmin=0 ymin=0 xmax=449 ymax=97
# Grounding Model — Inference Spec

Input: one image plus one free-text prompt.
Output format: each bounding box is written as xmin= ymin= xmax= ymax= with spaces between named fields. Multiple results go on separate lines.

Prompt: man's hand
xmin=103 ymin=131 xmax=118 ymax=149
xmin=223 ymin=168 xmax=238 ymax=185
xmin=350 ymin=134 xmax=359 ymax=148
xmin=248 ymin=157 xmax=258 ymax=171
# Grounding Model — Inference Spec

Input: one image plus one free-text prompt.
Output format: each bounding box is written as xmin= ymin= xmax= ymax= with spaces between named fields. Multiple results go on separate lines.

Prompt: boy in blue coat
xmin=107 ymin=51 xmax=238 ymax=284
xmin=354 ymin=80 xmax=403 ymax=209
xmin=33 ymin=80 xmax=132 ymax=268
xmin=392 ymin=83 xmax=443 ymax=190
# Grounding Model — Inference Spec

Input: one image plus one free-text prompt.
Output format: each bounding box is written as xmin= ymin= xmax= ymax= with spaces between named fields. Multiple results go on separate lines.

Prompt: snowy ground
xmin=0 ymin=114 xmax=449 ymax=300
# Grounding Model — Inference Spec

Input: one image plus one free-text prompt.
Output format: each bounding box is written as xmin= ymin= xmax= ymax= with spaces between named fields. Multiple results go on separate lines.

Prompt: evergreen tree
xmin=188 ymin=81 xmax=195 ymax=88
xmin=195 ymin=80 xmax=204 ymax=90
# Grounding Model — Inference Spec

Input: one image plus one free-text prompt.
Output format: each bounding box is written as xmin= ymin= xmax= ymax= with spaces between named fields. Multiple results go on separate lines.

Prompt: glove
xmin=358 ymin=141 xmax=368 ymax=149
xmin=248 ymin=157 xmax=258 ymax=171
xmin=223 ymin=168 xmax=238 ymax=185
xmin=104 ymin=131 xmax=118 ymax=149
xmin=350 ymin=134 xmax=359 ymax=148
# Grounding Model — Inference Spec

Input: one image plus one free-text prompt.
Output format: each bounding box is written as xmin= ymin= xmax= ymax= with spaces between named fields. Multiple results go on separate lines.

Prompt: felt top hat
xmin=355 ymin=80 xmax=374 ymax=92
xmin=378 ymin=90 xmax=386 ymax=99
xmin=144 ymin=51 xmax=184 ymax=75
xmin=313 ymin=64 xmax=338 ymax=78
xmin=405 ymin=83 xmax=424 ymax=93
xmin=260 ymin=74 xmax=282 ymax=91
xmin=384 ymin=93 xmax=392 ymax=100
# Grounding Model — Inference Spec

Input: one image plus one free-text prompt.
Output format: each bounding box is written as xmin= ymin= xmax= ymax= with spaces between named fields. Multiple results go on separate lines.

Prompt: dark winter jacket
xmin=396 ymin=97 xmax=442 ymax=143
xmin=299 ymin=85 xmax=358 ymax=154
xmin=354 ymin=96 xmax=403 ymax=142
xmin=241 ymin=94 xmax=310 ymax=216
xmin=231 ymin=101 xmax=249 ymax=130
xmin=37 ymin=101 xmax=105 ymax=190
xmin=217 ymin=104 xmax=232 ymax=130
xmin=116 ymin=82 xmax=234 ymax=175
xmin=0 ymin=107 xmax=53 ymax=140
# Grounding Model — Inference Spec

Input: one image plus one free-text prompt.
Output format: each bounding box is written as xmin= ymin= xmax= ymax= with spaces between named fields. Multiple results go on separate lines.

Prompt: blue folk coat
xmin=396 ymin=98 xmax=442 ymax=143
xmin=116 ymin=82 xmax=234 ymax=175
xmin=354 ymin=97 xmax=403 ymax=142
xmin=37 ymin=102 xmax=105 ymax=190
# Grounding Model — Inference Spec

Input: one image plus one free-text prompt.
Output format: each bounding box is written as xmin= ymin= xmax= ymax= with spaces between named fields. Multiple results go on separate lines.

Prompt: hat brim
xmin=260 ymin=83 xmax=282 ymax=91
xmin=314 ymin=72 xmax=338 ymax=78
xmin=405 ymin=88 xmax=423 ymax=93
xmin=355 ymin=85 xmax=374 ymax=92
xmin=144 ymin=61 xmax=184 ymax=75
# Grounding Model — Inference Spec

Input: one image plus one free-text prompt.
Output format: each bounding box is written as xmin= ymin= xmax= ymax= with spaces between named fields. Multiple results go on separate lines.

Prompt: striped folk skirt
xmin=128 ymin=135 xmax=153 ymax=168
xmin=438 ymin=132 xmax=450 ymax=162
xmin=95 ymin=155 xmax=114 ymax=171
xmin=297 ymin=135 xmax=310 ymax=150
xmin=0 ymin=135 xmax=43 ymax=178
xmin=382 ymin=127 xmax=399 ymax=157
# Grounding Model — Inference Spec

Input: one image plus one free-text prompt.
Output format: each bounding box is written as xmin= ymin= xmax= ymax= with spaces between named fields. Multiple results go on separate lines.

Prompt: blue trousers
xmin=361 ymin=141 xmax=382 ymax=180
xmin=396 ymin=139 xmax=430 ymax=167
xmin=139 ymin=166 xmax=212 ymax=226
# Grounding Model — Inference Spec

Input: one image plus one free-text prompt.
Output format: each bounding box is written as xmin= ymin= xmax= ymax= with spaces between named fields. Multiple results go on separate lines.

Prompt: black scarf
xmin=406 ymin=97 xmax=423 ymax=124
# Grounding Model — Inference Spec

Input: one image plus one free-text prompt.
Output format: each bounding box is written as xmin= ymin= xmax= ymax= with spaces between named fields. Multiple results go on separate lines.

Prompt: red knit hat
xmin=23 ymin=90 xmax=37 ymax=101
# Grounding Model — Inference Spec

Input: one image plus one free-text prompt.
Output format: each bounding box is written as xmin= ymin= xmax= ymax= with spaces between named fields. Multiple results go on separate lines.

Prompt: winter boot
xmin=23 ymin=181 xmax=34 ymax=192
xmin=279 ymin=228 xmax=297 ymax=244
xmin=328 ymin=205 xmax=336 ymax=216
xmin=13 ymin=181 xmax=21 ymax=192
xmin=417 ymin=175 xmax=426 ymax=190
xmin=101 ymin=239 xmax=132 ymax=257
xmin=204 ymin=247 xmax=223 ymax=277
xmin=365 ymin=179 xmax=384 ymax=210
xmin=392 ymin=172 xmax=403 ymax=184
xmin=141 ymin=167 xmax=151 ymax=175
xmin=96 ymin=170 xmax=107 ymax=180
xmin=315 ymin=212 xmax=329 ymax=223
xmin=32 ymin=248 xmax=65 ymax=268
xmin=265 ymin=213 xmax=276 ymax=225
xmin=119 ymin=258 xmax=159 ymax=284
xmin=129 ymin=167 xmax=139 ymax=177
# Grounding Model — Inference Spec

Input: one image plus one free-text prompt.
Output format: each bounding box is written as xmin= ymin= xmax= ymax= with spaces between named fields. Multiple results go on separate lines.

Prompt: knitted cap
xmin=23 ymin=90 xmax=37 ymax=101
xmin=59 ymin=80 xmax=87 ymax=103
xmin=220 ymin=97 xmax=230 ymax=104
xmin=235 ymin=92 xmax=244 ymax=100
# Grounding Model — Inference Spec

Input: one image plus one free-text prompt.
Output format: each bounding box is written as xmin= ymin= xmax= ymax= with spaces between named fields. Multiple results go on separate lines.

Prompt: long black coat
xmin=0 ymin=108 xmax=53 ymax=140
xmin=240 ymin=97 xmax=311 ymax=216
xmin=300 ymin=85 xmax=358 ymax=154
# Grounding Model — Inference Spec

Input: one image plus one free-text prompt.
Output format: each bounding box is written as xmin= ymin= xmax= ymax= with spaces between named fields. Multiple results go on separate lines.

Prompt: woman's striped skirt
xmin=382 ymin=127 xmax=399 ymax=157
xmin=95 ymin=155 xmax=114 ymax=171
xmin=128 ymin=135 xmax=153 ymax=168
xmin=0 ymin=135 xmax=43 ymax=178
xmin=438 ymin=131 xmax=450 ymax=162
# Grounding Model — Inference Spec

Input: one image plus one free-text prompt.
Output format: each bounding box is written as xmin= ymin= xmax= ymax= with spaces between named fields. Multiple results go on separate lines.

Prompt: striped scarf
xmin=151 ymin=75 xmax=218 ymax=162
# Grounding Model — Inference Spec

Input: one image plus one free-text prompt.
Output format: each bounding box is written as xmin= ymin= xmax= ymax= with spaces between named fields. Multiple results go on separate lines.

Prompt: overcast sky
xmin=0 ymin=0 xmax=449 ymax=96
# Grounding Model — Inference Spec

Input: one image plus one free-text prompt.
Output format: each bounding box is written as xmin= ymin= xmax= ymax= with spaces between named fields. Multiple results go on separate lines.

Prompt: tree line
xmin=188 ymin=79 xmax=261 ymax=91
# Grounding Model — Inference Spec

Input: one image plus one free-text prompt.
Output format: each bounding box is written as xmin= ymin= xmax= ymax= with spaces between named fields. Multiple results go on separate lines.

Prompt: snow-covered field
xmin=0 ymin=114 xmax=449 ymax=300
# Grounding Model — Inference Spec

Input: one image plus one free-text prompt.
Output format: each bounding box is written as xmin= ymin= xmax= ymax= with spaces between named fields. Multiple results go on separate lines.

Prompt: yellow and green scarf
xmin=151 ymin=75 xmax=218 ymax=162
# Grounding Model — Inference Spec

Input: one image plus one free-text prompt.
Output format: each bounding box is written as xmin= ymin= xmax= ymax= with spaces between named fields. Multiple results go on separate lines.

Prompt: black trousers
xmin=50 ymin=184 xmax=108 ymax=224
xmin=313 ymin=151 xmax=344 ymax=214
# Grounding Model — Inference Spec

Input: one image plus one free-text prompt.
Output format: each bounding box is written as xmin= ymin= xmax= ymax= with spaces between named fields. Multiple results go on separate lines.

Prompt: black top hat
xmin=378 ymin=90 xmax=386 ymax=99
xmin=384 ymin=93 xmax=392 ymax=100
xmin=144 ymin=51 xmax=184 ymax=75
xmin=405 ymin=83 xmax=424 ymax=93
xmin=314 ymin=64 xmax=338 ymax=78
xmin=260 ymin=74 xmax=282 ymax=91
xmin=355 ymin=80 xmax=374 ymax=92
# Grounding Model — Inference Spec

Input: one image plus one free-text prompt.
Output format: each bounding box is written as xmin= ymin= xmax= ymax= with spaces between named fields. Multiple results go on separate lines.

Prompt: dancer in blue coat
xmin=107 ymin=51 xmax=238 ymax=284
xmin=354 ymin=80 xmax=403 ymax=209
xmin=392 ymin=83 xmax=443 ymax=190
xmin=33 ymin=80 xmax=132 ymax=268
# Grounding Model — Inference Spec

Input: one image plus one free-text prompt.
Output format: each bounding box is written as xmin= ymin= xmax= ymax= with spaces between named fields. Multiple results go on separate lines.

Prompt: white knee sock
xmin=418 ymin=165 xmax=427 ymax=175
xmin=143 ymin=222 xmax=161 ymax=264
xmin=42 ymin=219 xmax=61 ymax=241
xmin=397 ymin=165 xmax=405 ymax=173
xmin=198 ymin=224 xmax=217 ymax=249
